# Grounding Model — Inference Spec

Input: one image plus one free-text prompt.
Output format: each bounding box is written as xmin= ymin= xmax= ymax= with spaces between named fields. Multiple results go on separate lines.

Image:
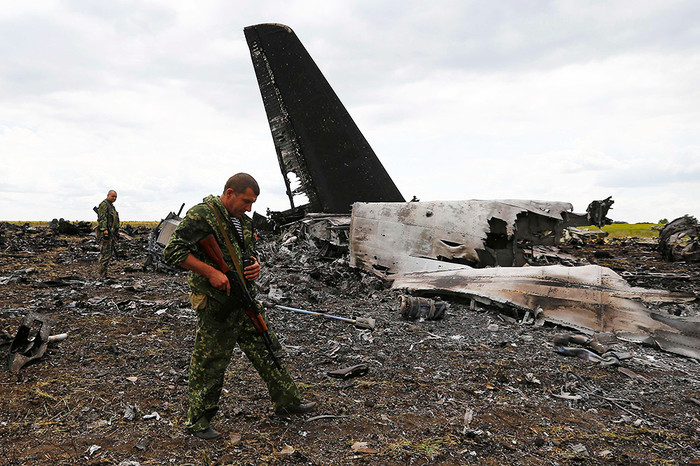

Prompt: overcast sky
xmin=1 ymin=0 xmax=699 ymax=223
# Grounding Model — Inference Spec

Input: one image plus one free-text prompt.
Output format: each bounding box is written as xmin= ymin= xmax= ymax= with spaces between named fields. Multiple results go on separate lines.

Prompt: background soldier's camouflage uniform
xmin=97 ymin=198 xmax=120 ymax=278
xmin=163 ymin=194 xmax=301 ymax=433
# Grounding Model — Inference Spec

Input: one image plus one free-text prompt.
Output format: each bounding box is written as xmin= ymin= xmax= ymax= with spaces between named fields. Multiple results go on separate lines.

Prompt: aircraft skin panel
xmin=391 ymin=265 xmax=700 ymax=359
xmin=244 ymin=23 xmax=405 ymax=213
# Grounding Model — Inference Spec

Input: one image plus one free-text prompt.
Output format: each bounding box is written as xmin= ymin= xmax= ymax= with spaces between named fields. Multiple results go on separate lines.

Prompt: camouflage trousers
xmin=98 ymin=237 xmax=117 ymax=278
xmin=185 ymin=294 xmax=301 ymax=433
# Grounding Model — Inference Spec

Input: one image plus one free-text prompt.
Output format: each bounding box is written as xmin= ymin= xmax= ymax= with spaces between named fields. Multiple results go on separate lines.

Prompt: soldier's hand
xmin=209 ymin=269 xmax=231 ymax=296
xmin=243 ymin=256 xmax=260 ymax=281
xmin=103 ymin=230 xmax=110 ymax=239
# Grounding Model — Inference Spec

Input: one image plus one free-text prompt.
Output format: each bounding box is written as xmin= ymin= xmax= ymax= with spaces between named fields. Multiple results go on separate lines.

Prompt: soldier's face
xmin=223 ymin=188 xmax=257 ymax=218
xmin=107 ymin=192 xmax=117 ymax=202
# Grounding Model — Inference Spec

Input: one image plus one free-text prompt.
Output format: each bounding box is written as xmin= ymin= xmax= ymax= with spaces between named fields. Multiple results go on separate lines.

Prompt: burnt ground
xmin=1 ymin=222 xmax=699 ymax=465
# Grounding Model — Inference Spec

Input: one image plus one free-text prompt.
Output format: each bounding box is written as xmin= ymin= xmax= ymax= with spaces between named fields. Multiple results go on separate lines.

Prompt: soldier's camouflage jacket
xmin=97 ymin=199 xmax=120 ymax=234
xmin=163 ymin=194 xmax=258 ymax=304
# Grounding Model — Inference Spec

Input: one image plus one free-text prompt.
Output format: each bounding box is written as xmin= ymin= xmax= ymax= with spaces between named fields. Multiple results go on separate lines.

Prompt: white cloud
xmin=1 ymin=0 xmax=699 ymax=224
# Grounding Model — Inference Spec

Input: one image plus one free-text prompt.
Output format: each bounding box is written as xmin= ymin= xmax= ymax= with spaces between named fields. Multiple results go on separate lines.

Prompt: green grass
xmin=579 ymin=223 xmax=661 ymax=238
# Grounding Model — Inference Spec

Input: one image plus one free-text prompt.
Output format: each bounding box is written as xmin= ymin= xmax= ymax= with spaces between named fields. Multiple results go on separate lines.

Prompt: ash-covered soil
xmin=1 ymin=222 xmax=699 ymax=465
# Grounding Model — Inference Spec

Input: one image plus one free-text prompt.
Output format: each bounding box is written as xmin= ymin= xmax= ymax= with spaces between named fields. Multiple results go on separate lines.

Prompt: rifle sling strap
xmin=207 ymin=202 xmax=246 ymax=283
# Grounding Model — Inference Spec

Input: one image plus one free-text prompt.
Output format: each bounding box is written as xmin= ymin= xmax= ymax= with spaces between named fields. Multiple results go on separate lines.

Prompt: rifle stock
xmin=198 ymin=234 xmax=281 ymax=368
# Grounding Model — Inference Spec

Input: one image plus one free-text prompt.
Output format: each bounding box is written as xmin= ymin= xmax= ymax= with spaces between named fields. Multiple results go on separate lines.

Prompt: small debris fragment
xmin=327 ymin=364 xmax=369 ymax=380
xmin=229 ymin=432 xmax=242 ymax=444
xmin=570 ymin=443 xmax=589 ymax=456
xmin=351 ymin=441 xmax=378 ymax=454
xmin=142 ymin=412 xmax=160 ymax=421
xmin=278 ymin=444 xmax=295 ymax=455
xmin=86 ymin=444 xmax=101 ymax=456
xmin=134 ymin=437 xmax=151 ymax=451
xmin=123 ymin=404 xmax=137 ymax=421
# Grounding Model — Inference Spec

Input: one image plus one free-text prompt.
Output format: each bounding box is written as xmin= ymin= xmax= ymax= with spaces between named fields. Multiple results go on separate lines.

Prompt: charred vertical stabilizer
xmin=244 ymin=23 xmax=405 ymax=214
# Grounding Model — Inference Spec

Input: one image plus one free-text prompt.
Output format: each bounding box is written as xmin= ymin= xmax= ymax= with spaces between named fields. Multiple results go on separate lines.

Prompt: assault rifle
xmin=198 ymin=234 xmax=281 ymax=369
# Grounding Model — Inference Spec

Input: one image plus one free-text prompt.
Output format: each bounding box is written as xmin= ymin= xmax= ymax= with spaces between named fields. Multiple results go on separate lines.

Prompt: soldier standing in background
xmin=96 ymin=189 xmax=120 ymax=278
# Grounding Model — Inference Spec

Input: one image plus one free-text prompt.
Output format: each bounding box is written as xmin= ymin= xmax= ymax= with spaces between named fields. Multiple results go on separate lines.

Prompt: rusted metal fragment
xmin=658 ymin=215 xmax=700 ymax=263
xmin=398 ymin=295 xmax=447 ymax=321
xmin=390 ymin=265 xmax=699 ymax=359
xmin=7 ymin=312 xmax=52 ymax=372
xmin=244 ymin=23 xmax=404 ymax=213
xmin=349 ymin=199 xmax=612 ymax=272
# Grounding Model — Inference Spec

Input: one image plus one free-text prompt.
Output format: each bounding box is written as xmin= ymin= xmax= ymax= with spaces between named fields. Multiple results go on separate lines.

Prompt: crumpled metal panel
xmin=7 ymin=312 xmax=52 ymax=372
xmin=299 ymin=214 xmax=351 ymax=247
xmin=244 ymin=23 xmax=405 ymax=213
xmin=391 ymin=265 xmax=700 ymax=359
xmin=658 ymin=215 xmax=700 ymax=263
xmin=350 ymin=200 xmax=590 ymax=272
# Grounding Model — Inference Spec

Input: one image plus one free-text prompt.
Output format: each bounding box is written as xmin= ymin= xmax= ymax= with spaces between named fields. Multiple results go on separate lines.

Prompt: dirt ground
xmin=1 ymin=222 xmax=699 ymax=465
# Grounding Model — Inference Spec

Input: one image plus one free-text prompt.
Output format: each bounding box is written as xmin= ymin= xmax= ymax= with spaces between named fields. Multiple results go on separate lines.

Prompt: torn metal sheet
xmin=6 ymin=312 xmax=52 ymax=372
xmin=390 ymin=265 xmax=700 ymax=359
xmin=298 ymin=214 xmax=351 ymax=248
xmin=658 ymin=215 xmax=700 ymax=263
xmin=349 ymin=199 xmax=612 ymax=272
xmin=564 ymin=227 xmax=608 ymax=243
xmin=244 ymin=23 xmax=404 ymax=213
xmin=145 ymin=204 xmax=184 ymax=273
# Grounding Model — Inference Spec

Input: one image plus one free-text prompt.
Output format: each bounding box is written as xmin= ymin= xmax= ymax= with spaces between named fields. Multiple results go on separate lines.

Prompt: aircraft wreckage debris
xmin=349 ymin=199 xmax=614 ymax=271
xmin=275 ymin=304 xmax=376 ymax=330
xmin=398 ymin=295 xmax=447 ymax=321
xmin=5 ymin=312 xmax=67 ymax=372
xmin=658 ymin=215 xmax=700 ymax=263
xmin=244 ymin=23 xmax=404 ymax=218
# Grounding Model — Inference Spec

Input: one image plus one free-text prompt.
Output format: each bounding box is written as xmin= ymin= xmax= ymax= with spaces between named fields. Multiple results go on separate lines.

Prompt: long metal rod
xmin=275 ymin=305 xmax=355 ymax=323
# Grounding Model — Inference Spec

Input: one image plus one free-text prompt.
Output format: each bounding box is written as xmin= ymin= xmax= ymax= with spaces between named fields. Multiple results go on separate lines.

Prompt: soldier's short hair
xmin=224 ymin=173 xmax=260 ymax=195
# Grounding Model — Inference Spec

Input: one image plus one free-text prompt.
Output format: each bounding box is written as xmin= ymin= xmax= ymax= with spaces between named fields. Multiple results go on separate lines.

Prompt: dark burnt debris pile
xmin=1 ymin=220 xmax=700 ymax=465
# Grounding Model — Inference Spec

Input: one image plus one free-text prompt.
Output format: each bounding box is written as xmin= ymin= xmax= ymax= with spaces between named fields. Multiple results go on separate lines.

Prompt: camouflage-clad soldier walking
xmin=163 ymin=173 xmax=315 ymax=440
xmin=96 ymin=190 xmax=120 ymax=278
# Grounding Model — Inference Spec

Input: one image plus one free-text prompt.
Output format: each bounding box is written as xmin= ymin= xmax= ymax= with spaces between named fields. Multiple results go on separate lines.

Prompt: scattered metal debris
xmin=275 ymin=304 xmax=376 ymax=330
xmin=398 ymin=295 xmax=447 ymax=321
xmin=564 ymin=226 xmax=608 ymax=244
xmin=48 ymin=218 xmax=93 ymax=235
xmin=390 ymin=265 xmax=699 ymax=359
xmin=327 ymin=364 xmax=369 ymax=380
xmin=145 ymin=204 xmax=185 ymax=273
xmin=6 ymin=312 xmax=54 ymax=372
xmin=659 ymin=215 xmax=700 ymax=263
